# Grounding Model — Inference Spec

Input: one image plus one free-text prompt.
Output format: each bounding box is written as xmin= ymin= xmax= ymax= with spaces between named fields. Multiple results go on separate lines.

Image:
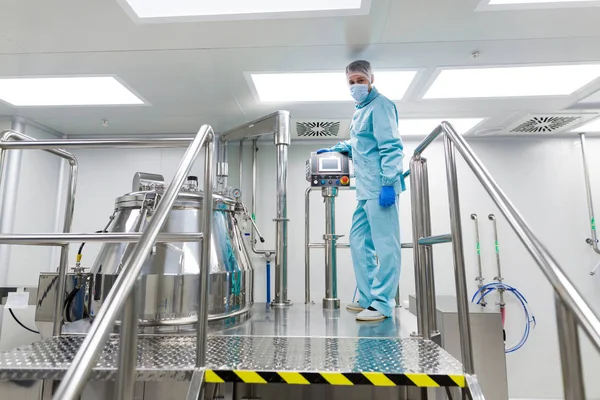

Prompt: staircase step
xmin=0 ymin=335 xmax=465 ymax=388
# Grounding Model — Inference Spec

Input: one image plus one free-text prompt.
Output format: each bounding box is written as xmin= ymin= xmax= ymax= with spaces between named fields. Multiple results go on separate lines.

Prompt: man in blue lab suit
xmin=317 ymin=60 xmax=405 ymax=321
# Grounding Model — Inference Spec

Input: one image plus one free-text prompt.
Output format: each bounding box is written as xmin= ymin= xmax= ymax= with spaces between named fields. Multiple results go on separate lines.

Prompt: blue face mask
xmin=350 ymin=84 xmax=369 ymax=103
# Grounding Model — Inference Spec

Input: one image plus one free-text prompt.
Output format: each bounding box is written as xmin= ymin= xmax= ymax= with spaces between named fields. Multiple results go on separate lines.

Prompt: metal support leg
xmin=323 ymin=187 xmax=340 ymax=309
xmin=443 ymin=134 xmax=475 ymax=374
xmin=420 ymin=159 xmax=438 ymax=339
xmin=409 ymin=157 xmax=430 ymax=339
xmin=116 ymin=284 xmax=140 ymax=400
xmin=555 ymin=292 xmax=586 ymax=400
xmin=305 ymin=187 xmax=313 ymax=304
xmin=197 ymin=139 xmax=214 ymax=369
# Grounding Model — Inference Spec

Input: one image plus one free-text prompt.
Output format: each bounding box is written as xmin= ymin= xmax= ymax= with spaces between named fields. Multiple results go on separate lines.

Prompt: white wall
xmin=50 ymin=136 xmax=600 ymax=399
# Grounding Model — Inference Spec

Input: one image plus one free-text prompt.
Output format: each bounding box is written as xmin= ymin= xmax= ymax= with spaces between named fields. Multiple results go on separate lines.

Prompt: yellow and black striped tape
xmin=205 ymin=370 xmax=465 ymax=388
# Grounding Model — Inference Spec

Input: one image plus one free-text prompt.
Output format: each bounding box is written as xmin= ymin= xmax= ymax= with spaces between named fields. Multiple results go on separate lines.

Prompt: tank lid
xmin=115 ymin=189 xmax=236 ymax=209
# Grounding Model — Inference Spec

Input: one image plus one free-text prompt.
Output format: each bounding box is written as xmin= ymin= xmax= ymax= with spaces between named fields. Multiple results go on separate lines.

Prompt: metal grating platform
xmin=0 ymin=335 xmax=464 ymax=387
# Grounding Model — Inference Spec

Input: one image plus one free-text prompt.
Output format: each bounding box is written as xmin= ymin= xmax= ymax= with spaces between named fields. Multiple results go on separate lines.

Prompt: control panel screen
xmin=319 ymin=158 xmax=341 ymax=172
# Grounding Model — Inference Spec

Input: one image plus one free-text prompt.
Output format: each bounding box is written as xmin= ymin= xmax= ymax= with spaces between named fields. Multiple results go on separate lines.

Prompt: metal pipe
xmin=115 ymin=285 xmax=139 ymax=400
xmin=420 ymin=160 xmax=438 ymax=336
xmin=323 ymin=187 xmax=340 ymax=309
xmin=409 ymin=157 xmax=430 ymax=339
xmin=0 ymin=233 xmax=203 ymax=245
xmin=489 ymin=214 xmax=505 ymax=308
xmin=251 ymin=140 xmax=275 ymax=256
xmin=197 ymin=137 xmax=214 ymax=368
xmin=418 ymin=234 xmax=453 ymax=245
xmin=0 ymin=129 xmax=79 ymax=161
xmin=555 ymin=293 xmax=586 ymax=400
xmin=216 ymin=138 xmax=228 ymax=192
xmin=273 ymin=141 xmax=289 ymax=306
xmin=471 ymin=214 xmax=486 ymax=307
xmin=441 ymin=121 xmax=600 ymax=352
xmin=52 ymin=124 xmax=214 ymax=400
xmin=443 ymin=132 xmax=475 ymax=374
xmin=239 ymin=140 xmax=244 ymax=192
xmin=0 ymin=138 xmax=192 ymax=149
xmin=305 ymin=187 xmax=313 ymax=304
xmin=579 ymin=133 xmax=600 ymax=255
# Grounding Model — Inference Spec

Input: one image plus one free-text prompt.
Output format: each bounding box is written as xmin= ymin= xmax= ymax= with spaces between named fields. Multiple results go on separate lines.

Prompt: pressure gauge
xmin=232 ymin=188 xmax=242 ymax=199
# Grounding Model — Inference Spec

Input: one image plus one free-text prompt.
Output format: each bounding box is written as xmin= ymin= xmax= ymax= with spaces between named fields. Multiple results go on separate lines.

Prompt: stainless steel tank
xmin=90 ymin=177 xmax=254 ymax=326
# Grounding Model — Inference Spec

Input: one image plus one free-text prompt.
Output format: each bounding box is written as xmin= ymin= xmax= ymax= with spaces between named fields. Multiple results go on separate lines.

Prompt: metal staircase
xmin=0 ymin=119 xmax=597 ymax=399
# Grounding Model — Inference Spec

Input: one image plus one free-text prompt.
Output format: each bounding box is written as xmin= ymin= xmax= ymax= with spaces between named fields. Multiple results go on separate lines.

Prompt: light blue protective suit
xmin=331 ymin=87 xmax=405 ymax=317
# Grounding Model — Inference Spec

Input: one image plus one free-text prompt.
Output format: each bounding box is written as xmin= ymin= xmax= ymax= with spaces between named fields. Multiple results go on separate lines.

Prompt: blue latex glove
xmin=379 ymin=186 xmax=396 ymax=208
xmin=316 ymin=148 xmax=332 ymax=154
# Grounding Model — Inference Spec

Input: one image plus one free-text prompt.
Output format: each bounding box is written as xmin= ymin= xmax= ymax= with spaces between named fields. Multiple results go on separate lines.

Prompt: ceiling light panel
xmin=0 ymin=77 xmax=144 ymax=106
xmin=399 ymin=118 xmax=484 ymax=136
xmin=123 ymin=0 xmax=365 ymax=19
xmin=572 ymin=118 xmax=600 ymax=132
xmin=250 ymin=71 xmax=418 ymax=102
xmin=424 ymin=65 xmax=600 ymax=99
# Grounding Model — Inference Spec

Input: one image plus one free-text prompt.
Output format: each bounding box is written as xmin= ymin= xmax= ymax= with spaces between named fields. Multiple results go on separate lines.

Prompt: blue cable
xmin=471 ymin=282 xmax=536 ymax=353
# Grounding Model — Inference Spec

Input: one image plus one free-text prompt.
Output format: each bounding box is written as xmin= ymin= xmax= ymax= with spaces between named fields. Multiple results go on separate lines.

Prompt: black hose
xmin=63 ymin=286 xmax=81 ymax=323
xmin=445 ymin=386 xmax=454 ymax=400
xmin=8 ymin=309 xmax=39 ymax=334
xmin=78 ymin=229 xmax=107 ymax=259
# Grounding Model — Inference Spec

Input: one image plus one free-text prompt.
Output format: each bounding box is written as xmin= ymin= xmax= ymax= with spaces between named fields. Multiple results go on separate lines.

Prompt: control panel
xmin=305 ymin=152 xmax=351 ymax=187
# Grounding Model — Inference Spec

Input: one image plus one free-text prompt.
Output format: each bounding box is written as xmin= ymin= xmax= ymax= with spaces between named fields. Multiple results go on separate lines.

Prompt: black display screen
xmin=319 ymin=158 xmax=341 ymax=172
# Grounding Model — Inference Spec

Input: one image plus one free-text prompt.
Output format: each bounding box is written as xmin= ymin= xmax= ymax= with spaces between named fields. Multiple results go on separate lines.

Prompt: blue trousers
xmin=349 ymin=198 xmax=401 ymax=317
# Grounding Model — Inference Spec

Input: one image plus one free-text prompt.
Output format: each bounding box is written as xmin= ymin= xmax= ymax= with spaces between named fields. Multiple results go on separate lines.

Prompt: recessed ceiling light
xmin=0 ymin=77 xmax=144 ymax=106
xmin=399 ymin=118 xmax=484 ymax=136
xmin=123 ymin=0 xmax=365 ymax=19
xmin=424 ymin=65 xmax=600 ymax=99
xmin=572 ymin=118 xmax=600 ymax=132
xmin=489 ymin=0 xmax=597 ymax=4
xmin=250 ymin=71 xmax=418 ymax=102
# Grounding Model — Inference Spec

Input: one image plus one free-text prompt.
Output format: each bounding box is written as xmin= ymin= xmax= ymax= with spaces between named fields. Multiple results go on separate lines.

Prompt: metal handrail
xmin=0 ymin=233 xmax=203 ymax=245
xmin=52 ymin=125 xmax=215 ymax=400
xmin=0 ymin=129 xmax=79 ymax=336
xmin=414 ymin=121 xmax=600 ymax=399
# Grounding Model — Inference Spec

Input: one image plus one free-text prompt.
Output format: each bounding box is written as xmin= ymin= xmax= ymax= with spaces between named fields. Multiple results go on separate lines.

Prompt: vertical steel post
xmin=305 ymin=187 xmax=312 ymax=304
xmin=409 ymin=157 xmax=430 ymax=339
xmin=420 ymin=159 xmax=438 ymax=336
xmin=555 ymin=292 xmax=586 ymax=400
xmin=443 ymin=133 xmax=475 ymax=374
xmin=322 ymin=187 xmax=340 ymax=309
xmin=197 ymin=137 xmax=215 ymax=368
xmin=273 ymin=113 xmax=290 ymax=306
xmin=53 ymin=157 xmax=78 ymax=336
xmin=116 ymin=284 xmax=140 ymax=400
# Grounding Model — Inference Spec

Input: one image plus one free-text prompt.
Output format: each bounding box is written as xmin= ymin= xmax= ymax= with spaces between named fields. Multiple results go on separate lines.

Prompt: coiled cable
xmin=471 ymin=282 xmax=536 ymax=353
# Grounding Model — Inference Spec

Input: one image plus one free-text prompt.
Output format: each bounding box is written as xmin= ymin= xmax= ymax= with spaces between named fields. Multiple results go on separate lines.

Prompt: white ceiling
xmin=2 ymin=0 xmax=600 ymax=136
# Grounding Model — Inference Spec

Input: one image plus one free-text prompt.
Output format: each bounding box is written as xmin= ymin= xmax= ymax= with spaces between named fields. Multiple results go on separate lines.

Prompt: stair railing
xmin=0 ymin=126 xmax=215 ymax=400
xmin=411 ymin=122 xmax=600 ymax=400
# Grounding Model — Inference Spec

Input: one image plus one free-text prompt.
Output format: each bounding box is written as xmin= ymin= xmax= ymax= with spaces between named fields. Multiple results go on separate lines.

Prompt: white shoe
xmin=346 ymin=302 xmax=365 ymax=312
xmin=356 ymin=309 xmax=386 ymax=322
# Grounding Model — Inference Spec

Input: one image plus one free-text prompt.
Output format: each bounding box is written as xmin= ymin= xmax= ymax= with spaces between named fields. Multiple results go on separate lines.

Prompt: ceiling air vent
xmin=296 ymin=121 xmax=341 ymax=138
xmin=507 ymin=114 xmax=598 ymax=134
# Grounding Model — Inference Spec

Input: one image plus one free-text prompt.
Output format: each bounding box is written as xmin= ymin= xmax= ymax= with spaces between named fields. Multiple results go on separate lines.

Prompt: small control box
xmin=305 ymin=152 xmax=351 ymax=187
